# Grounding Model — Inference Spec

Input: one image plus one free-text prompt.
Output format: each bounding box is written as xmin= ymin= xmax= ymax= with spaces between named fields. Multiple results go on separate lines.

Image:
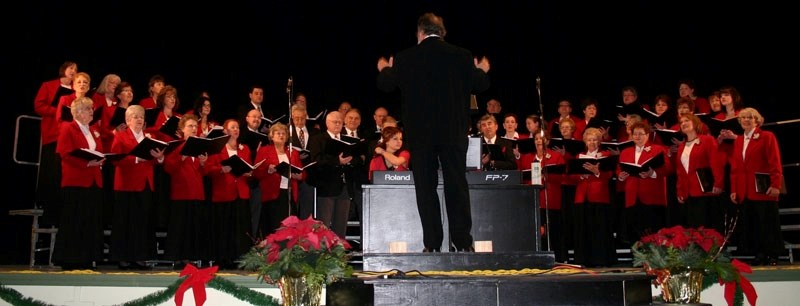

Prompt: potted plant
xmin=240 ymin=216 xmax=353 ymax=306
xmin=631 ymin=225 xmax=757 ymax=305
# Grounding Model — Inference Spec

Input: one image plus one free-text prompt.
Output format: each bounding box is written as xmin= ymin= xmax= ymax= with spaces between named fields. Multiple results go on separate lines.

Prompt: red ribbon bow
xmin=721 ymin=259 xmax=757 ymax=306
xmin=175 ymin=263 xmax=218 ymax=306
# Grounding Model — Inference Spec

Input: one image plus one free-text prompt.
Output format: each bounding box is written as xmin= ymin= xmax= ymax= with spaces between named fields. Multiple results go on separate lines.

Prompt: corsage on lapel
xmin=752 ymin=133 xmax=760 ymax=140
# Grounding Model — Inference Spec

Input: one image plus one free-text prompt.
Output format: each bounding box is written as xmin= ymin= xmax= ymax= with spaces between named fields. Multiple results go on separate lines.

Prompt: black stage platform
xmin=328 ymin=272 xmax=654 ymax=306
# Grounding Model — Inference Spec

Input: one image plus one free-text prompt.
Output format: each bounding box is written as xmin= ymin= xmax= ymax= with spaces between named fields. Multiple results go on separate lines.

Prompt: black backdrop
xmin=2 ymin=1 xmax=797 ymax=264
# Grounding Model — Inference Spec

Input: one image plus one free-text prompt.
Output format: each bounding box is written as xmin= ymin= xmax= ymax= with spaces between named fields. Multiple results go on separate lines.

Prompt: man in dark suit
xmin=307 ymin=111 xmax=352 ymax=239
xmin=478 ymin=114 xmax=518 ymax=170
xmin=289 ymin=104 xmax=321 ymax=220
xmin=376 ymin=12 xmax=491 ymax=252
xmin=237 ymin=85 xmax=269 ymax=134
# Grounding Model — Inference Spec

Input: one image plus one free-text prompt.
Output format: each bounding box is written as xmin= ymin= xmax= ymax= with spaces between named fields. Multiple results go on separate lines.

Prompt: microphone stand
xmin=286 ymin=77 xmax=294 ymax=212
xmin=535 ymin=76 xmax=552 ymax=253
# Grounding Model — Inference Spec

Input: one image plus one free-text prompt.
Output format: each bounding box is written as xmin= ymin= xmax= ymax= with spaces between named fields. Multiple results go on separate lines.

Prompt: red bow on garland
xmin=175 ymin=263 xmax=219 ymax=306
xmin=721 ymin=259 xmax=757 ymax=306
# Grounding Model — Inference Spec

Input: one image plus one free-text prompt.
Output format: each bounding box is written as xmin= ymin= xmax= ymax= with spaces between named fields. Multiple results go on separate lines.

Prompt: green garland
xmin=0 ymin=276 xmax=280 ymax=306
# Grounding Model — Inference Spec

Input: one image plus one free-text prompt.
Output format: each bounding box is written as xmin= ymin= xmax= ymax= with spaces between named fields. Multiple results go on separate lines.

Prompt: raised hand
xmin=377 ymin=56 xmax=394 ymax=71
xmin=474 ymin=56 xmax=490 ymax=73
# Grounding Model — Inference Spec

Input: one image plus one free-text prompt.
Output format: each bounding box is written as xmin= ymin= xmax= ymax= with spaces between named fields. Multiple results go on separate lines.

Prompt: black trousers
xmin=410 ymin=140 xmax=473 ymax=250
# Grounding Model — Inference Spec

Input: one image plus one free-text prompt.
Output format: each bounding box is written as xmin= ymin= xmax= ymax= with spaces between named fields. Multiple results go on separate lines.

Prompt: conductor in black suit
xmin=376 ymin=12 xmax=491 ymax=252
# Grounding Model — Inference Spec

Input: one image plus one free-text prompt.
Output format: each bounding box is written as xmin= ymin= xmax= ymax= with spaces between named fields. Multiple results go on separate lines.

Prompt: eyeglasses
xmin=632 ymin=132 xmax=648 ymax=136
xmin=740 ymin=116 xmax=755 ymax=120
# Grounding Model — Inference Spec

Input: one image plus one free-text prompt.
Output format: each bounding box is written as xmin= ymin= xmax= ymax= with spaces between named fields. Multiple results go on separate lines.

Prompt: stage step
xmin=327 ymin=272 xmax=653 ymax=306
xmin=362 ymin=251 xmax=555 ymax=272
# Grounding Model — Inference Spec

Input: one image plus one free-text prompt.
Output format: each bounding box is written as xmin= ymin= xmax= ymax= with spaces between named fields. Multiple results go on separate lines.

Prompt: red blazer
xmin=693 ymin=97 xmax=710 ymax=114
xmin=617 ymin=144 xmax=671 ymax=207
xmin=368 ymin=149 xmax=410 ymax=181
xmin=534 ymin=149 xmax=566 ymax=210
xmin=55 ymin=93 xmax=77 ymax=130
xmin=93 ymin=92 xmax=119 ymax=149
xmin=675 ymin=134 xmax=724 ymax=199
xmin=205 ymin=144 xmax=252 ymax=202
xmin=33 ymin=79 xmax=67 ymax=145
xmin=56 ymin=121 xmax=104 ymax=188
xmin=145 ymin=110 xmax=182 ymax=141
xmin=730 ymin=128 xmax=782 ymax=203
xmin=547 ymin=115 xmax=581 ymax=139
xmin=110 ymin=129 xmax=158 ymax=192
xmin=573 ymin=119 xmax=588 ymax=140
xmin=253 ymin=145 xmax=302 ymax=203
xmin=164 ymin=143 xmax=207 ymax=201
xmin=573 ymin=150 xmax=613 ymax=204
xmin=139 ymin=97 xmax=156 ymax=109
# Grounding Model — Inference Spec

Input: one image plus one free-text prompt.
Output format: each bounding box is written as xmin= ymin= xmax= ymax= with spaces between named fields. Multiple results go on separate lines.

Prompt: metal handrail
xmin=14 ymin=114 xmax=42 ymax=166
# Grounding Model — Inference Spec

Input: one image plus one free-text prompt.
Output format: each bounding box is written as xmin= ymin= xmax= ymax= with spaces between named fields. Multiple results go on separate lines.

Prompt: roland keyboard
xmin=371 ymin=170 xmax=521 ymax=185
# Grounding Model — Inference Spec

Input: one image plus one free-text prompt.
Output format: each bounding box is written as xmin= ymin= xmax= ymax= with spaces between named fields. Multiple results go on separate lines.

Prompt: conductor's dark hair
xmin=417 ymin=13 xmax=446 ymax=37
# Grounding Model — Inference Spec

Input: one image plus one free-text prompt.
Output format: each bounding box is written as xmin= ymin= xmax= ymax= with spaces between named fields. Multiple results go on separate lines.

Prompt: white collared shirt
xmin=742 ymin=130 xmax=755 ymax=160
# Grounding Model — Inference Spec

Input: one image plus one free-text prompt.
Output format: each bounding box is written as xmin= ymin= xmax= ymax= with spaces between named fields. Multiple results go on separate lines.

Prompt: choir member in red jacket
xmin=138 ymin=74 xmax=164 ymax=109
xmin=33 ymin=61 xmax=76 ymax=226
xmin=616 ymin=122 xmax=671 ymax=242
xmin=730 ymin=108 xmax=784 ymax=266
xmin=675 ymin=114 xmax=725 ymax=232
xmin=109 ymin=105 xmax=164 ymax=270
xmin=53 ymin=97 xmax=105 ymax=270
xmin=163 ymin=114 xmax=208 ymax=268
xmin=204 ymin=119 xmax=253 ymax=268
xmin=368 ymin=126 xmax=410 ymax=182
xmin=572 ymin=128 xmax=615 ymax=267
xmin=254 ymin=123 xmax=304 ymax=235
xmin=529 ymin=132 xmax=568 ymax=262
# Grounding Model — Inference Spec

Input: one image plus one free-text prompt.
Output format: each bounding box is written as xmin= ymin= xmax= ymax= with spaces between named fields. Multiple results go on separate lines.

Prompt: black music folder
xmin=616 ymin=104 xmax=645 ymax=118
xmin=60 ymin=105 xmax=103 ymax=125
xmin=523 ymin=163 xmax=567 ymax=176
xmin=548 ymin=138 xmax=585 ymax=156
xmin=586 ymin=118 xmax=614 ymax=130
xmin=159 ymin=116 xmax=181 ymax=139
xmin=326 ymin=136 xmax=366 ymax=157
xmin=306 ymin=110 xmax=326 ymax=122
xmin=755 ymin=172 xmax=771 ymax=194
xmin=704 ymin=116 xmax=743 ymax=138
xmin=696 ymin=167 xmax=715 ymax=193
xmin=129 ymin=137 xmax=183 ymax=160
xmin=108 ymin=106 xmax=127 ymax=127
xmin=290 ymin=145 xmax=313 ymax=163
xmin=144 ymin=108 xmax=162 ymax=127
xmin=69 ymin=148 xmax=125 ymax=162
xmin=600 ymin=140 xmax=634 ymax=152
xmin=619 ymin=152 xmax=665 ymax=174
xmin=262 ymin=114 xmax=287 ymax=126
xmin=221 ymin=155 xmax=265 ymax=177
xmin=180 ymin=134 xmax=231 ymax=157
xmin=641 ymin=108 xmax=676 ymax=128
xmin=482 ymin=143 xmax=506 ymax=160
xmin=568 ymin=155 xmax=618 ymax=175
xmin=655 ymin=128 xmax=686 ymax=143
xmin=206 ymin=126 xmax=226 ymax=139
xmin=241 ymin=129 xmax=269 ymax=150
xmin=275 ymin=161 xmax=318 ymax=178
xmin=509 ymin=137 xmax=536 ymax=154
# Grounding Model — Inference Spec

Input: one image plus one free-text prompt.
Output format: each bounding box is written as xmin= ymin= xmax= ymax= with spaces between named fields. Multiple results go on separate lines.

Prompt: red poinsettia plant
xmin=240 ymin=216 xmax=353 ymax=286
xmin=632 ymin=225 xmax=757 ymax=306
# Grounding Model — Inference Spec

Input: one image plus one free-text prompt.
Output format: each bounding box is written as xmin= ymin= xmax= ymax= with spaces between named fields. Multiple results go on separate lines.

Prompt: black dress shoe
xmin=459 ymin=246 xmax=475 ymax=252
xmin=422 ymin=247 xmax=440 ymax=252
xmin=450 ymin=246 xmax=475 ymax=252
xmin=767 ymin=257 xmax=779 ymax=266
xmin=118 ymin=261 xmax=132 ymax=270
